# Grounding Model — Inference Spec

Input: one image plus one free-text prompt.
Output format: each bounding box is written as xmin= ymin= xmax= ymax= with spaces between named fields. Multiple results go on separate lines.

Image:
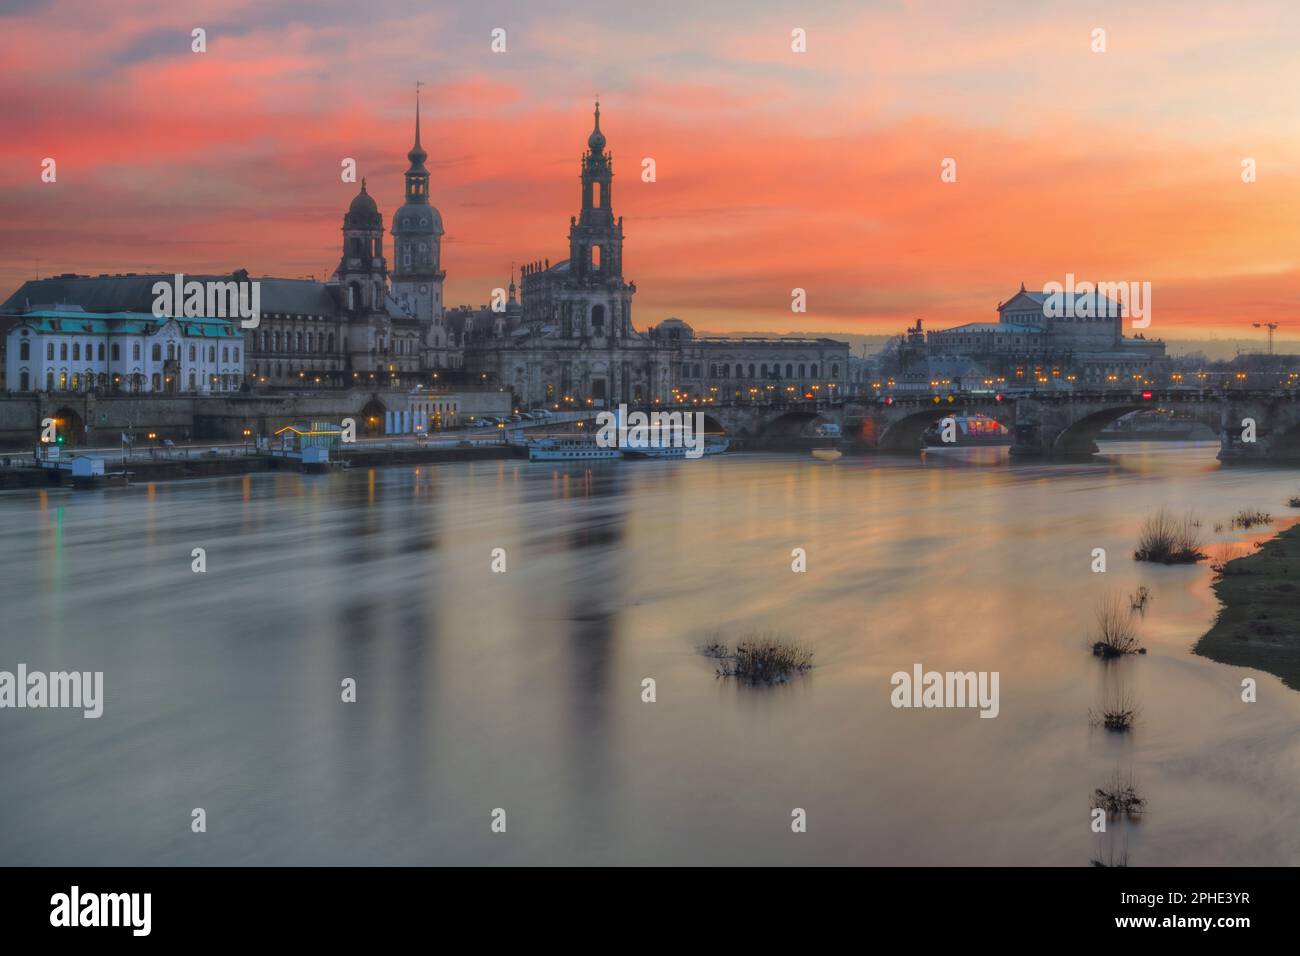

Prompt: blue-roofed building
xmin=3 ymin=304 xmax=244 ymax=394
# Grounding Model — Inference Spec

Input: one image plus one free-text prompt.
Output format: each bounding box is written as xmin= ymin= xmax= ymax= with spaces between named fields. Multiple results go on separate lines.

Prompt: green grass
xmin=1195 ymin=524 xmax=1300 ymax=691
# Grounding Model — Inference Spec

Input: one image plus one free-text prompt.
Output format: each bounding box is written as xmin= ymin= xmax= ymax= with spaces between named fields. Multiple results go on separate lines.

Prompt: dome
xmin=587 ymin=101 xmax=606 ymax=152
xmin=393 ymin=202 xmax=444 ymax=236
xmin=345 ymin=180 xmax=382 ymax=226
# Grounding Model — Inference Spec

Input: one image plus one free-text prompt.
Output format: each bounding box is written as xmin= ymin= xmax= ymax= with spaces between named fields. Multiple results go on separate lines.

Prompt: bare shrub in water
xmin=707 ymin=632 xmax=813 ymax=685
xmin=1092 ymin=770 xmax=1147 ymax=820
xmin=1089 ymin=691 xmax=1141 ymax=732
xmin=1134 ymin=508 xmax=1206 ymax=564
xmin=1090 ymin=594 xmax=1144 ymax=658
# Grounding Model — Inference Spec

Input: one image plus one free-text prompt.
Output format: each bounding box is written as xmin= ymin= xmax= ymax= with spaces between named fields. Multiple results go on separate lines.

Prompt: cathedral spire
xmin=587 ymin=99 xmax=606 ymax=153
xmin=408 ymin=81 xmax=428 ymax=171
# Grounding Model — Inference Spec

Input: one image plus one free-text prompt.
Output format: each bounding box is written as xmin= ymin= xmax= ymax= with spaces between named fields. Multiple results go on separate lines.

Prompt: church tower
xmin=336 ymin=179 xmax=391 ymax=373
xmin=390 ymin=86 xmax=450 ymax=367
xmin=566 ymin=101 xmax=633 ymax=339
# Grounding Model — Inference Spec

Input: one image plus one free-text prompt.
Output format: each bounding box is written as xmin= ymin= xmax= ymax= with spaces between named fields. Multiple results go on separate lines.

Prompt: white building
xmin=389 ymin=388 xmax=460 ymax=434
xmin=4 ymin=305 xmax=245 ymax=394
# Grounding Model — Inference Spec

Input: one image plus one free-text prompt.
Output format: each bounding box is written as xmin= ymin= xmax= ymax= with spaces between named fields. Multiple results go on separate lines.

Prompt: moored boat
xmin=527 ymin=437 xmax=623 ymax=461
xmin=622 ymin=437 xmax=730 ymax=459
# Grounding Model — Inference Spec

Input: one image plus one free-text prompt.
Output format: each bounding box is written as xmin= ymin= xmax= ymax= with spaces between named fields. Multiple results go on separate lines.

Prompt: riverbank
xmin=1195 ymin=523 xmax=1300 ymax=691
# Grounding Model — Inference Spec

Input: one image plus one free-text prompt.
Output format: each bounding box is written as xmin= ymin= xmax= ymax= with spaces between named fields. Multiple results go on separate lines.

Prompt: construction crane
xmin=1253 ymin=322 xmax=1280 ymax=355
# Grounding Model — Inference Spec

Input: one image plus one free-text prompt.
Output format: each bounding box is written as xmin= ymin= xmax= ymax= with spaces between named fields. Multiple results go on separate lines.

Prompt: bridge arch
xmin=1263 ymin=411 xmax=1300 ymax=460
xmin=1051 ymin=405 xmax=1146 ymax=455
xmin=877 ymin=407 xmax=1012 ymax=452
xmin=760 ymin=410 xmax=828 ymax=440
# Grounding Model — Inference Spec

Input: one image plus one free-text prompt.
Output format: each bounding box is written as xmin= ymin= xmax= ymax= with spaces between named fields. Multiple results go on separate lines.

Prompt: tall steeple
xmin=405 ymin=81 xmax=430 ymax=203
xmin=391 ymin=81 xmax=448 ymax=367
xmin=571 ymin=99 xmax=621 ymax=281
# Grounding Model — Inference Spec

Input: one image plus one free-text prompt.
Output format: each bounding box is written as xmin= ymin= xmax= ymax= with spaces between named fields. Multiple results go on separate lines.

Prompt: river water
xmin=1 ymin=442 xmax=1298 ymax=865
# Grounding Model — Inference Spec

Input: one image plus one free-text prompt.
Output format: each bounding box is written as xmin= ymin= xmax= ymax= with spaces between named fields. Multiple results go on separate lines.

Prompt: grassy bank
xmin=1195 ymin=523 xmax=1300 ymax=691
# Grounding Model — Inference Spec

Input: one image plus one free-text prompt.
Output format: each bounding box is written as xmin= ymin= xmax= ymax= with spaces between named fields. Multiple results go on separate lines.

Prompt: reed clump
xmin=1089 ymin=691 xmax=1140 ymax=732
xmin=1091 ymin=770 xmax=1147 ymax=820
xmin=1230 ymin=509 xmax=1271 ymax=530
xmin=1133 ymin=508 xmax=1206 ymax=564
xmin=704 ymin=632 xmax=813 ymax=685
xmin=1090 ymin=594 xmax=1145 ymax=658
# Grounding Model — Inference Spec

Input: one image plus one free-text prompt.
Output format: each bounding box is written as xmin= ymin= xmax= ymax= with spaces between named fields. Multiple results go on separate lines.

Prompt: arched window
xmin=591 ymin=245 xmax=602 ymax=271
xmin=73 ymin=343 xmax=81 ymax=361
xmin=306 ymin=333 xmax=313 ymax=352
xmin=831 ymin=363 xmax=840 ymax=378
xmin=150 ymin=373 xmax=161 ymax=392
xmin=46 ymin=371 xmax=54 ymax=391
xmin=811 ymin=364 xmax=818 ymax=378
xmin=761 ymin=364 xmax=768 ymax=377
xmin=133 ymin=343 xmax=141 ymax=361
xmin=19 ymin=371 xmax=29 ymax=390
xmin=786 ymin=364 xmax=793 ymax=378
xmin=748 ymin=364 xmax=756 ymax=378
xmin=593 ymin=182 xmax=602 ymax=207
xmin=734 ymin=364 xmax=742 ymax=378
xmin=295 ymin=333 xmax=302 ymax=352
xmin=799 ymin=363 xmax=805 ymax=378
xmin=19 ymin=340 xmax=30 ymax=361
xmin=167 ymin=343 xmax=176 ymax=360
xmin=693 ymin=364 xmax=703 ymax=378
xmin=189 ymin=345 xmax=196 ymax=361
xmin=71 ymin=373 xmax=80 ymax=391
xmin=591 ymin=304 xmax=605 ymax=329
xmin=151 ymin=344 xmax=161 ymax=361
xmin=60 ymin=343 xmax=68 ymax=360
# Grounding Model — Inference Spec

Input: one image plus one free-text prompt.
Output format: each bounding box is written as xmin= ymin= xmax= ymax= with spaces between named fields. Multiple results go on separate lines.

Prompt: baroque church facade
xmin=458 ymin=104 xmax=851 ymax=407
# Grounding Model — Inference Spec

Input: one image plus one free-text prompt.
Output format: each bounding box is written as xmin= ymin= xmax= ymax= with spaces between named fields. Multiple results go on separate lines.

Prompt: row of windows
xmin=15 ymin=370 xmax=240 ymax=392
xmin=20 ymin=340 xmax=239 ymax=364
xmin=684 ymin=362 xmax=840 ymax=380
xmin=257 ymin=330 xmax=335 ymax=354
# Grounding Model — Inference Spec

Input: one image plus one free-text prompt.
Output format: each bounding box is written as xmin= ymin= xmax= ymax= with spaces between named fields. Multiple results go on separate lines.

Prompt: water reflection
xmin=1 ymin=444 xmax=1299 ymax=864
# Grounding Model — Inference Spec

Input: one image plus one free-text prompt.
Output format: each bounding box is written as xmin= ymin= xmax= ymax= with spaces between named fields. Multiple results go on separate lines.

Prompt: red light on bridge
xmin=995 ymin=394 xmax=1003 ymax=402
xmin=1141 ymin=391 xmax=1153 ymax=400
xmin=885 ymin=397 xmax=894 ymax=405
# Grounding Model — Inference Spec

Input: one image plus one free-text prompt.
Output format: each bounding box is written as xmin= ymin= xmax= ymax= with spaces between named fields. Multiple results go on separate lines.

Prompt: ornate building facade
xmin=1 ymin=97 xmax=853 ymax=404
xmin=461 ymin=104 xmax=851 ymax=407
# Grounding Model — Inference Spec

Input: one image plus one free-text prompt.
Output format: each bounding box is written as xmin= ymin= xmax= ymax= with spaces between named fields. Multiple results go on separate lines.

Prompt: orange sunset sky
xmin=1 ymin=0 xmax=1297 ymax=343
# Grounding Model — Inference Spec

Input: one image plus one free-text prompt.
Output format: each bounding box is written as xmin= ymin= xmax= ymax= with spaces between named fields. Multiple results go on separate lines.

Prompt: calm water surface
xmin=1 ymin=442 xmax=1298 ymax=865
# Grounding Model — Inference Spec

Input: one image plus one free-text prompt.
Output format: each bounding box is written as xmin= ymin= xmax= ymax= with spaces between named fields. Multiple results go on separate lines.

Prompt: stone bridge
xmin=674 ymin=389 xmax=1300 ymax=463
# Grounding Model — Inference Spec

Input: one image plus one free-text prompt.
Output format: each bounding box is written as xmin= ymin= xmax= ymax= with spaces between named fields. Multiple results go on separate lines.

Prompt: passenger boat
xmin=527 ymin=437 xmax=623 ymax=461
xmin=622 ymin=437 xmax=730 ymax=460
xmin=922 ymin=415 xmax=1011 ymax=447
